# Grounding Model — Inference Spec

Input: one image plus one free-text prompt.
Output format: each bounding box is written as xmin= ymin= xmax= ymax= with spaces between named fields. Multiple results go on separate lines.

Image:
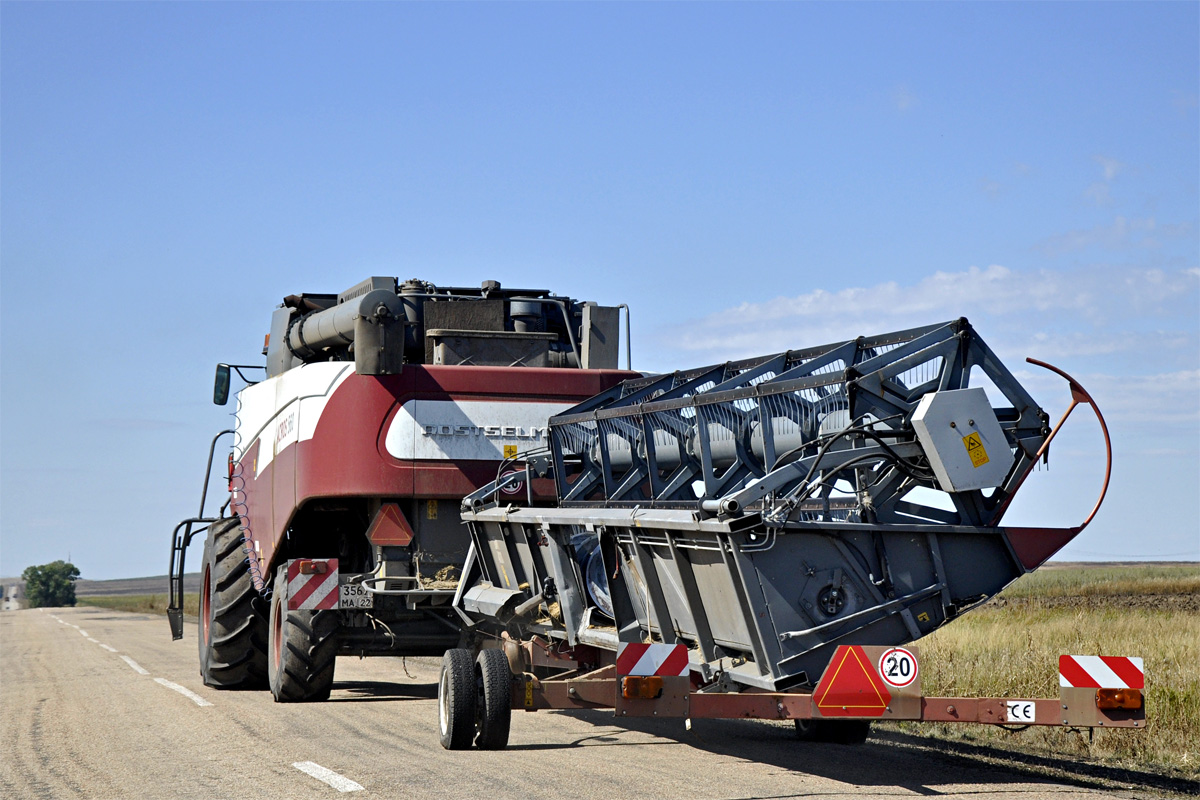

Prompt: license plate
xmin=339 ymin=580 xmax=374 ymax=609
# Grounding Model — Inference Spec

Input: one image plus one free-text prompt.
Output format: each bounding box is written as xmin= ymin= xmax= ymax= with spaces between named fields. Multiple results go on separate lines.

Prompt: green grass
xmin=78 ymin=593 xmax=199 ymax=618
xmin=885 ymin=563 xmax=1200 ymax=781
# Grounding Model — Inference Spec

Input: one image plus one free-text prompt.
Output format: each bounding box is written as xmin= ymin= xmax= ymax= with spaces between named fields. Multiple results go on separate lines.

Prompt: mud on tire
xmin=268 ymin=563 xmax=339 ymax=702
xmin=198 ymin=517 xmax=268 ymax=689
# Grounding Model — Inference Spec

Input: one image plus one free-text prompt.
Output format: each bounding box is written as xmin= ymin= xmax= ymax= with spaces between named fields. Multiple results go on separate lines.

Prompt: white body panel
xmin=234 ymin=362 xmax=354 ymax=477
xmin=384 ymin=399 xmax=575 ymax=461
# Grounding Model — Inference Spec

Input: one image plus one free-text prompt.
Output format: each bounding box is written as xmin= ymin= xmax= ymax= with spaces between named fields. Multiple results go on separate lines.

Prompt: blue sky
xmin=2 ymin=2 xmax=1196 ymax=579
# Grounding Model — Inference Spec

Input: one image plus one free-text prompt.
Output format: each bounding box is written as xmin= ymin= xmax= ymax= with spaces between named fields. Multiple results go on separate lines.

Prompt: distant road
xmin=2 ymin=606 xmax=1166 ymax=799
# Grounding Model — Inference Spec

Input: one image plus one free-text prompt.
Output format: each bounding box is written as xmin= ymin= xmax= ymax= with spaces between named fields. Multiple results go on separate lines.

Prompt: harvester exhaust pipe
xmin=284 ymin=289 xmax=406 ymax=376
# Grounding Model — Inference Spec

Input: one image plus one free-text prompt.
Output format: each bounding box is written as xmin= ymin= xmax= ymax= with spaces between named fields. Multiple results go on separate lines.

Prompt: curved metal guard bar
xmin=990 ymin=358 xmax=1113 ymax=531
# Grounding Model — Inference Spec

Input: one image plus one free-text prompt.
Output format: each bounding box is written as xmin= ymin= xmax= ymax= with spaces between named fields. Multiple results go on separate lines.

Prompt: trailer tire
xmin=198 ymin=517 xmax=268 ymax=689
xmin=474 ymin=649 xmax=512 ymax=750
xmin=439 ymin=648 xmax=477 ymax=750
xmin=794 ymin=719 xmax=871 ymax=745
xmin=268 ymin=564 xmax=338 ymax=702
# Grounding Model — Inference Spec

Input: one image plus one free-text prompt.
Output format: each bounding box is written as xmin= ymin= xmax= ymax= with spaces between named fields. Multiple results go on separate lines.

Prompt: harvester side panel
xmin=232 ymin=363 xmax=630 ymax=587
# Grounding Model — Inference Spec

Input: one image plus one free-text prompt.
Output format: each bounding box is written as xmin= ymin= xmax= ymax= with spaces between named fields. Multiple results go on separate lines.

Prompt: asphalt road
xmin=0 ymin=606 xmax=1163 ymax=800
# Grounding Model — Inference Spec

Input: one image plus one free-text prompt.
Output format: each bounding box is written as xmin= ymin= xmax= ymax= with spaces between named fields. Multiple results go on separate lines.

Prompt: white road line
xmin=86 ymin=637 xmax=99 ymax=643
xmin=153 ymin=678 xmax=213 ymax=707
xmin=292 ymin=762 xmax=364 ymax=793
xmin=98 ymin=643 xmax=118 ymax=653
xmin=119 ymin=655 xmax=150 ymax=675
xmin=78 ymin=629 xmax=89 ymax=637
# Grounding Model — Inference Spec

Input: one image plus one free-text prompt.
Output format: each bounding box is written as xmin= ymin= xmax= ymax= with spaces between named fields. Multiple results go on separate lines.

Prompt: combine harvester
xmin=168 ymin=277 xmax=631 ymax=700
xmin=443 ymin=318 xmax=1145 ymax=749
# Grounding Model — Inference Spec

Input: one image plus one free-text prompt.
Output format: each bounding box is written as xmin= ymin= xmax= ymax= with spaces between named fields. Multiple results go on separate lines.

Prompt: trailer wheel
xmin=198 ymin=517 xmax=268 ymax=689
xmin=474 ymin=649 xmax=512 ymax=750
xmin=439 ymin=648 xmax=477 ymax=750
xmin=794 ymin=719 xmax=871 ymax=745
xmin=268 ymin=564 xmax=338 ymax=702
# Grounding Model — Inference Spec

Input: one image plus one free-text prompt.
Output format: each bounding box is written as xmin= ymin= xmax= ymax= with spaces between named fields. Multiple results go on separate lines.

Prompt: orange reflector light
xmin=1096 ymin=688 xmax=1142 ymax=710
xmin=297 ymin=560 xmax=328 ymax=575
xmin=621 ymin=675 xmax=663 ymax=700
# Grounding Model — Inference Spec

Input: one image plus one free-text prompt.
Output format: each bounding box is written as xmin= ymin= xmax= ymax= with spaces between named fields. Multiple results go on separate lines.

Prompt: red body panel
xmin=235 ymin=365 xmax=630 ymax=581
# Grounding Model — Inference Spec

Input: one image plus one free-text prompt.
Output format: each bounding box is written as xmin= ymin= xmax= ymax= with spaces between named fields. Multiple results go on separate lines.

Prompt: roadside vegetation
xmin=79 ymin=593 xmax=198 ymax=617
xmin=885 ymin=563 xmax=1200 ymax=782
xmin=22 ymin=560 xmax=81 ymax=607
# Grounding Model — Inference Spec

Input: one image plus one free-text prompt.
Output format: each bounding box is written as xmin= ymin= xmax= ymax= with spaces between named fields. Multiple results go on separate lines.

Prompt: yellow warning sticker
xmin=963 ymin=431 xmax=989 ymax=468
xmin=426 ymin=499 xmax=438 ymax=520
xmin=525 ymin=679 xmax=534 ymax=708
xmin=503 ymin=444 xmax=519 ymax=459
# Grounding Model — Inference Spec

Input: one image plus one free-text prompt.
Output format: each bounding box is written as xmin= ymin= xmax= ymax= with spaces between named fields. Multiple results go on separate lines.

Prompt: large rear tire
xmin=438 ymin=648 xmax=477 ymax=750
xmin=268 ymin=563 xmax=338 ymax=702
xmin=198 ymin=517 xmax=268 ymax=689
xmin=474 ymin=649 xmax=512 ymax=750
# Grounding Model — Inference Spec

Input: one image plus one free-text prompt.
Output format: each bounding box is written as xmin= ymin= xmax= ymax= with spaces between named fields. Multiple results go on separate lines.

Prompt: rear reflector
xmin=621 ymin=676 xmax=663 ymax=700
xmin=1096 ymin=688 xmax=1142 ymax=710
xmin=297 ymin=560 xmax=328 ymax=575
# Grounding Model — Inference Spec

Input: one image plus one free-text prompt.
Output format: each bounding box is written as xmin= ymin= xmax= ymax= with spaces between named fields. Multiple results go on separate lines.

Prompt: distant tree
xmin=21 ymin=561 xmax=81 ymax=608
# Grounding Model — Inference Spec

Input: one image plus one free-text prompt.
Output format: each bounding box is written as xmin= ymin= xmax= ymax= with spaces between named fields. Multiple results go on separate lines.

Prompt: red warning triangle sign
xmin=366 ymin=503 xmax=414 ymax=546
xmin=813 ymin=645 xmax=892 ymax=717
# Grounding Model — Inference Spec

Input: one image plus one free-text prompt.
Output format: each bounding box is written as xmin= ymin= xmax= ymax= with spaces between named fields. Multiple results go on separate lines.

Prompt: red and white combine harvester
xmin=169 ymin=279 xmax=1143 ymax=754
xmin=169 ymin=277 xmax=631 ymax=700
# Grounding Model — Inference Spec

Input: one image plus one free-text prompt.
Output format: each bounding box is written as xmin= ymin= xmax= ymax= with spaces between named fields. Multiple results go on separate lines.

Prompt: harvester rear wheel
xmin=198 ymin=517 xmax=268 ymax=689
xmin=794 ymin=719 xmax=871 ymax=745
xmin=268 ymin=564 xmax=338 ymax=702
xmin=474 ymin=649 xmax=512 ymax=750
xmin=438 ymin=648 xmax=477 ymax=750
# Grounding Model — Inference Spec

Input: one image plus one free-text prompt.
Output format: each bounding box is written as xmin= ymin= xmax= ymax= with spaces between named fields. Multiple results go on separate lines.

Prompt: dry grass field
xmin=79 ymin=593 xmax=198 ymax=617
xmin=886 ymin=563 xmax=1200 ymax=783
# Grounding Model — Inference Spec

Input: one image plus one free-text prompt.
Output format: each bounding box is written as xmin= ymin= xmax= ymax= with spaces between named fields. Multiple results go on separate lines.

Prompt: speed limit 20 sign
xmin=877 ymin=647 xmax=918 ymax=688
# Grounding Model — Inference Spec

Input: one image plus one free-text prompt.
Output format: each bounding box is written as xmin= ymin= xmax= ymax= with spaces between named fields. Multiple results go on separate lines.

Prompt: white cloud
xmin=650 ymin=264 xmax=1199 ymax=375
xmin=1035 ymin=216 xmax=1162 ymax=256
xmin=893 ymin=85 xmax=917 ymax=112
xmin=1015 ymin=368 xmax=1200 ymax=425
xmin=1095 ymin=155 xmax=1124 ymax=182
xmin=1083 ymin=182 xmax=1112 ymax=206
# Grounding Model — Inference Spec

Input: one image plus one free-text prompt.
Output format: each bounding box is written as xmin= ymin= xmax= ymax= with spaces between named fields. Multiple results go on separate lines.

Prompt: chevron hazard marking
xmin=1059 ymin=655 xmax=1144 ymax=689
xmin=287 ymin=559 xmax=340 ymax=611
xmin=616 ymin=643 xmax=689 ymax=676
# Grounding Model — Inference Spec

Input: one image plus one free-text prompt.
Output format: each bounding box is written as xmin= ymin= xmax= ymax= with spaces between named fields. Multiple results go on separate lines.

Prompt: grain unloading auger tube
xmin=439 ymin=318 xmax=1137 ymax=749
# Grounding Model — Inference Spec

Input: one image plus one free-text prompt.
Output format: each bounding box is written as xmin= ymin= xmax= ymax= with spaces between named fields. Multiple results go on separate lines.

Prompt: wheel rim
xmin=201 ymin=564 xmax=212 ymax=644
xmin=271 ymin=593 xmax=283 ymax=672
xmin=438 ymin=668 xmax=450 ymax=734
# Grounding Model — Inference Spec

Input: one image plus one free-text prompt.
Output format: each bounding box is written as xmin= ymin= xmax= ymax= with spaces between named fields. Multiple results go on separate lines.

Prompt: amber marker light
xmin=1096 ymin=688 xmax=1142 ymax=710
xmin=621 ymin=676 xmax=663 ymax=700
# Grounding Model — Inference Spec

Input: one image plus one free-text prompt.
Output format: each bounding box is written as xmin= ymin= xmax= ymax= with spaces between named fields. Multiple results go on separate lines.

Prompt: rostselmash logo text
xmin=422 ymin=425 xmax=548 ymax=440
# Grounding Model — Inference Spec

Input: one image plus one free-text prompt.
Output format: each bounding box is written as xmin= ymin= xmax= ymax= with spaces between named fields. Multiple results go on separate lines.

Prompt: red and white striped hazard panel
xmin=616 ymin=643 xmax=689 ymax=677
xmin=1059 ymin=655 xmax=1144 ymax=689
xmin=286 ymin=558 xmax=340 ymax=611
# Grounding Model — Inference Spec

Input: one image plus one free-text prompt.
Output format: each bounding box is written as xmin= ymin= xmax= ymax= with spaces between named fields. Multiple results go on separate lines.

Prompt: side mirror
xmin=213 ymin=364 xmax=231 ymax=406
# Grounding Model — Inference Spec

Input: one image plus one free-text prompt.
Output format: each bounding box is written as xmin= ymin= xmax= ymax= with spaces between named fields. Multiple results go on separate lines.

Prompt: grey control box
xmin=911 ymin=388 xmax=1013 ymax=493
